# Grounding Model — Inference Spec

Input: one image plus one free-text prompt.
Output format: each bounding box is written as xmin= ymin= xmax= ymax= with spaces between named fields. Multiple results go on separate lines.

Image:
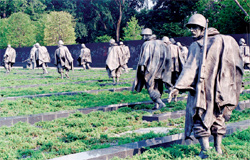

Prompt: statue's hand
xmin=168 ymin=88 xmax=179 ymax=103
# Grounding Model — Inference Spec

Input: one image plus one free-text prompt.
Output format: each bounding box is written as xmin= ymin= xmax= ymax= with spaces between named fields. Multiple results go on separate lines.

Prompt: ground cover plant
xmin=0 ymin=89 xmax=187 ymax=117
xmin=113 ymin=127 xmax=250 ymax=160
xmin=0 ymin=110 xmax=184 ymax=160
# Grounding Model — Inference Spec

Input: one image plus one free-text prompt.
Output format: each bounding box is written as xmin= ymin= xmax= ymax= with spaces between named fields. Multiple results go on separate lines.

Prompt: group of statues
xmin=133 ymin=14 xmax=244 ymax=159
xmin=1 ymin=13 xmax=249 ymax=159
xmin=2 ymin=41 xmax=93 ymax=79
xmin=106 ymin=39 xmax=131 ymax=83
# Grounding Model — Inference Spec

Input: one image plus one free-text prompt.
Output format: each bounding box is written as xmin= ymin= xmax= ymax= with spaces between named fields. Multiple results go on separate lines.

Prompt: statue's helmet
xmin=170 ymin=38 xmax=176 ymax=44
xmin=119 ymin=42 xmax=123 ymax=45
xmin=186 ymin=14 xmax=206 ymax=29
xmin=176 ymin=42 xmax=181 ymax=46
xmin=58 ymin=40 xmax=64 ymax=45
xmin=239 ymin=38 xmax=245 ymax=44
xmin=141 ymin=28 xmax=152 ymax=35
xmin=162 ymin=36 xmax=169 ymax=43
xmin=109 ymin=39 xmax=115 ymax=44
xmin=35 ymin=43 xmax=40 ymax=47
xmin=81 ymin=43 xmax=86 ymax=48
xmin=7 ymin=44 xmax=11 ymax=47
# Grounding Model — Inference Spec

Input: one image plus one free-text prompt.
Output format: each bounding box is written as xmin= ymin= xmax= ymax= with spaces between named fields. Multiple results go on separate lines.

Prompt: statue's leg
xmin=211 ymin=114 xmax=226 ymax=155
xmin=111 ymin=69 xmax=116 ymax=84
xmin=86 ymin=63 xmax=91 ymax=69
xmin=82 ymin=64 xmax=86 ymax=70
xmin=65 ymin=69 xmax=70 ymax=79
xmin=198 ymin=137 xmax=210 ymax=159
xmin=8 ymin=63 xmax=12 ymax=72
xmin=116 ymin=67 xmax=123 ymax=83
xmin=151 ymin=80 xmax=166 ymax=109
xmin=57 ymin=64 xmax=63 ymax=79
xmin=193 ymin=113 xmax=211 ymax=159
xmin=42 ymin=63 xmax=48 ymax=74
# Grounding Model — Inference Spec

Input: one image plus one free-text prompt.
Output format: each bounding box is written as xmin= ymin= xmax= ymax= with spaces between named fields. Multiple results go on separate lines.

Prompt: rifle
xmin=196 ymin=19 xmax=209 ymax=109
xmin=22 ymin=58 xmax=31 ymax=63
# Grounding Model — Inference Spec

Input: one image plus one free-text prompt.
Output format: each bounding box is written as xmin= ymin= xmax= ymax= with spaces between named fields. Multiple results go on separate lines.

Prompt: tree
xmin=94 ymin=35 xmax=113 ymax=43
xmin=44 ymin=11 xmax=76 ymax=46
xmin=3 ymin=12 xmax=36 ymax=48
xmin=195 ymin=0 xmax=249 ymax=34
xmin=122 ymin=16 xmax=142 ymax=41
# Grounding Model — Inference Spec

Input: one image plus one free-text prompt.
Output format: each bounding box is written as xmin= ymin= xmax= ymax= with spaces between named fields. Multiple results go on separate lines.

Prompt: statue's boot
xmin=43 ymin=69 xmax=48 ymax=74
xmin=65 ymin=72 xmax=70 ymax=79
xmin=113 ymin=77 xmax=116 ymax=84
xmin=87 ymin=63 xmax=91 ymax=69
xmin=116 ymin=77 xmax=119 ymax=83
xmin=152 ymin=103 xmax=159 ymax=110
xmin=198 ymin=137 xmax=210 ymax=159
xmin=61 ymin=73 xmax=64 ymax=79
xmin=214 ymin=135 xmax=223 ymax=155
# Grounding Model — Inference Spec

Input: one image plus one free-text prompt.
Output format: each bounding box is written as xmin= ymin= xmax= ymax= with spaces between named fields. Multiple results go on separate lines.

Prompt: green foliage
xmin=44 ymin=11 xmax=76 ymax=46
xmin=122 ymin=16 xmax=142 ymax=41
xmin=195 ymin=0 xmax=249 ymax=34
xmin=0 ymin=12 xmax=36 ymax=48
xmin=95 ymin=34 xmax=113 ymax=43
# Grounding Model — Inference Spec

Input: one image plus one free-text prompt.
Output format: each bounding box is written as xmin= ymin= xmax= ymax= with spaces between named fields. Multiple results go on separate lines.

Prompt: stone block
xmin=170 ymin=113 xmax=181 ymax=119
xmin=28 ymin=115 xmax=43 ymax=124
xmin=126 ymin=148 xmax=140 ymax=158
xmin=244 ymin=102 xmax=250 ymax=109
xmin=88 ymin=155 xmax=107 ymax=160
xmin=107 ymin=150 xmax=127 ymax=159
xmin=0 ymin=117 xmax=13 ymax=127
xmin=56 ymin=112 xmax=70 ymax=119
xmin=13 ymin=116 xmax=28 ymax=124
xmin=43 ymin=113 xmax=56 ymax=121
xmin=236 ymin=102 xmax=245 ymax=110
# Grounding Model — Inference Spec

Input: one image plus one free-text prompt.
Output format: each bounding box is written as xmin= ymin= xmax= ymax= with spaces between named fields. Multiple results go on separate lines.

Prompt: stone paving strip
xmin=50 ymin=119 xmax=250 ymax=160
xmin=0 ymin=95 xmax=187 ymax=127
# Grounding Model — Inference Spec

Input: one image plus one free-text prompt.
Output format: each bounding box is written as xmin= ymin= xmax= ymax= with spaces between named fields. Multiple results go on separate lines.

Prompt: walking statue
xmin=176 ymin=42 xmax=188 ymax=64
xmin=29 ymin=44 xmax=37 ymax=69
xmin=168 ymin=14 xmax=243 ymax=159
xmin=106 ymin=39 xmax=124 ymax=83
xmin=54 ymin=40 xmax=74 ymax=79
xmin=3 ymin=44 xmax=16 ymax=73
xmin=34 ymin=43 xmax=50 ymax=74
xmin=133 ymin=28 xmax=172 ymax=110
xmin=162 ymin=36 xmax=185 ymax=85
xmin=119 ymin=42 xmax=130 ymax=73
xmin=78 ymin=43 xmax=92 ymax=70
xmin=239 ymin=38 xmax=250 ymax=69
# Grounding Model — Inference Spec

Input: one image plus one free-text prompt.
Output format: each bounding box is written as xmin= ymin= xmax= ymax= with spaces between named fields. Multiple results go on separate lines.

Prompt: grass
xmin=0 ymin=110 xmax=183 ymax=160
xmin=113 ymin=127 xmax=250 ymax=160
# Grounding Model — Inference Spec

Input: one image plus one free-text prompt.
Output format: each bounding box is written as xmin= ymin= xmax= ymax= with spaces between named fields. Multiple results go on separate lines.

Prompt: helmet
xmin=239 ymin=38 xmax=245 ymax=44
xmin=35 ymin=43 xmax=40 ymax=47
xmin=141 ymin=28 xmax=152 ymax=35
xmin=81 ymin=43 xmax=86 ymax=48
xmin=176 ymin=42 xmax=181 ymax=46
xmin=162 ymin=36 xmax=169 ymax=43
xmin=109 ymin=39 xmax=115 ymax=44
xmin=119 ymin=42 xmax=123 ymax=45
xmin=170 ymin=38 xmax=176 ymax=44
xmin=186 ymin=14 xmax=206 ymax=29
xmin=58 ymin=40 xmax=64 ymax=45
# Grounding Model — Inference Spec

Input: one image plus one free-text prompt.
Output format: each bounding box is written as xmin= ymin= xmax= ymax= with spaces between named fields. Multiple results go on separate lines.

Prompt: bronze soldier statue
xmin=54 ymin=40 xmax=74 ymax=79
xmin=168 ymin=14 xmax=243 ymax=158
xmin=176 ymin=42 xmax=188 ymax=64
xmin=78 ymin=43 xmax=92 ymax=70
xmin=3 ymin=44 xmax=16 ymax=73
xmin=106 ymin=39 xmax=124 ymax=83
xmin=34 ymin=43 xmax=50 ymax=74
xmin=239 ymin=38 xmax=250 ymax=69
xmin=133 ymin=28 xmax=172 ymax=110
xmin=119 ymin=42 xmax=130 ymax=73
xmin=29 ymin=44 xmax=37 ymax=69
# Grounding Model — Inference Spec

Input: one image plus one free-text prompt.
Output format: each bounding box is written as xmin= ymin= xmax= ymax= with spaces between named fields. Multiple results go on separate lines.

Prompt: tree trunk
xmin=234 ymin=0 xmax=250 ymax=19
xmin=116 ymin=0 xmax=124 ymax=42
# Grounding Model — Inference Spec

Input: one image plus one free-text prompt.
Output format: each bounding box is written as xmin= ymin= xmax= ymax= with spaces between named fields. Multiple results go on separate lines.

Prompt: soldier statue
xmin=29 ymin=44 xmax=37 ymax=69
xmin=176 ymin=42 xmax=188 ymax=64
xmin=133 ymin=28 xmax=172 ymax=110
xmin=106 ymin=39 xmax=124 ymax=83
xmin=239 ymin=38 xmax=250 ymax=69
xmin=168 ymin=14 xmax=243 ymax=159
xmin=34 ymin=43 xmax=50 ymax=74
xmin=78 ymin=43 xmax=92 ymax=70
xmin=162 ymin=36 xmax=184 ymax=85
xmin=119 ymin=42 xmax=130 ymax=73
xmin=3 ymin=44 xmax=16 ymax=73
xmin=54 ymin=40 xmax=74 ymax=79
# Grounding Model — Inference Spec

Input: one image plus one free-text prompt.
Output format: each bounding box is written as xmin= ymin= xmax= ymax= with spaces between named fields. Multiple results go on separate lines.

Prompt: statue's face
xmin=189 ymin=25 xmax=203 ymax=38
xmin=143 ymin=34 xmax=151 ymax=41
xmin=7 ymin=44 xmax=11 ymax=48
